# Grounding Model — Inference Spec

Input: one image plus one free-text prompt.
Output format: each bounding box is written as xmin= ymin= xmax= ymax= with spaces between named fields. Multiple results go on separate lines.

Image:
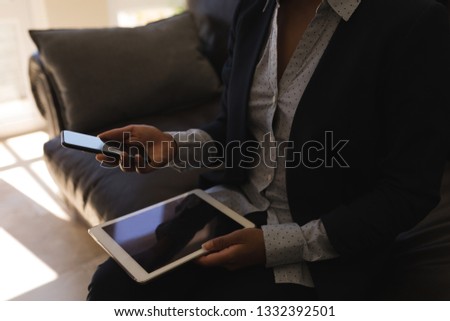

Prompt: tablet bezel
xmin=88 ymin=189 xmax=256 ymax=283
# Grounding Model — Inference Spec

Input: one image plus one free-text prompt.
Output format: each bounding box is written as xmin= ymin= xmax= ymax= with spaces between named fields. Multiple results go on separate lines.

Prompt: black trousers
xmin=87 ymin=212 xmax=318 ymax=301
xmin=87 ymin=258 xmax=318 ymax=301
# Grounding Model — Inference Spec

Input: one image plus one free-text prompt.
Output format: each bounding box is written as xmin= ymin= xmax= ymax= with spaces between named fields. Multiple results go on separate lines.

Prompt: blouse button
xmin=272 ymin=94 xmax=278 ymax=105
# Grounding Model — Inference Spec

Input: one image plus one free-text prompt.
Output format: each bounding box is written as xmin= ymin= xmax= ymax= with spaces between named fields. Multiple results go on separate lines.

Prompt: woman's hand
xmin=95 ymin=124 xmax=176 ymax=173
xmin=197 ymin=228 xmax=266 ymax=271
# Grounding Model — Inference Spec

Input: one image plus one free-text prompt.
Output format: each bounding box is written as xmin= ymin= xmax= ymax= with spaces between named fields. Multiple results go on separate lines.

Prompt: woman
xmin=88 ymin=0 xmax=450 ymax=300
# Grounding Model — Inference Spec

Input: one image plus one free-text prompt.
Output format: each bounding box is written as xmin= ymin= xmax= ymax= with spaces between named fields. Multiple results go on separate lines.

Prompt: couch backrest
xmin=29 ymin=10 xmax=226 ymax=135
xmin=187 ymin=0 xmax=240 ymax=75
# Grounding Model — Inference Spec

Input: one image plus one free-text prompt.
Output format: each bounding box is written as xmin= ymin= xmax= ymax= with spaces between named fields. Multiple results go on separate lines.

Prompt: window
xmin=0 ymin=21 xmax=24 ymax=102
xmin=109 ymin=0 xmax=186 ymax=27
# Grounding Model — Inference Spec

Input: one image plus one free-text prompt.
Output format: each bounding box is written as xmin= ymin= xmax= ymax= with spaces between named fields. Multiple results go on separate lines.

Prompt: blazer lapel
xmin=227 ymin=0 xmax=276 ymax=142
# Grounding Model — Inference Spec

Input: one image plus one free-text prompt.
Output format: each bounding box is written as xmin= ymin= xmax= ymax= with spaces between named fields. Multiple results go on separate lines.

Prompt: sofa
xmin=29 ymin=0 xmax=238 ymax=226
xmin=29 ymin=0 xmax=450 ymax=299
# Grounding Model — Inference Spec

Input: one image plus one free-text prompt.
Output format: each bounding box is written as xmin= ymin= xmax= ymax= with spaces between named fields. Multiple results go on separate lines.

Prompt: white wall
xmin=42 ymin=0 xmax=186 ymax=29
xmin=44 ymin=0 xmax=110 ymax=28
xmin=108 ymin=0 xmax=185 ymax=26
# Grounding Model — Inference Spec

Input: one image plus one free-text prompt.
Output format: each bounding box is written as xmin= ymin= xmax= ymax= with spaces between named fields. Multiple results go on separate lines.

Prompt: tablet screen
xmin=101 ymin=194 xmax=243 ymax=273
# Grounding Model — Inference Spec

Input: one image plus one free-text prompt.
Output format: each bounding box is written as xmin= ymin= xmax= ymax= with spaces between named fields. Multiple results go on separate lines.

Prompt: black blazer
xmin=202 ymin=0 xmax=450 ymax=299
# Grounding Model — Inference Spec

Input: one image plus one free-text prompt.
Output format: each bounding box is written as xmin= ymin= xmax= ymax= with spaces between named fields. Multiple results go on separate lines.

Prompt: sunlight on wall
xmin=117 ymin=6 xmax=181 ymax=27
xmin=0 ymin=130 xmax=76 ymax=300
xmin=0 ymin=228 xmax=58 ymax=300
xmin=0 ymin=167 xmax=69 ymax=221
xmin=0 ymin=143 xmax=16 ymax=168
xmin=112 ymin=0 xmax=186 ymax=27
xmin=0 ymin=131 xmax=70 ymax=221
xmin=5 ymin=131 xmax=49 ymax=161
xmin=44 ymin=0 xmax=109 ymax=28
xmin=30 ymin=160 xmax=61 ymax=195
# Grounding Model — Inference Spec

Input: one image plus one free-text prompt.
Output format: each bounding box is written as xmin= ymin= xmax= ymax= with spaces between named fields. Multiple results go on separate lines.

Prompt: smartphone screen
xmin=61 ymin=130 xmax=121 ymax=156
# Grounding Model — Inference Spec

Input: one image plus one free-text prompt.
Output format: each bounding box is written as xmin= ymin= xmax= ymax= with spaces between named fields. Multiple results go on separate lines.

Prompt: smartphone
xmin=61 ymin=130 xmax=122 ymax=157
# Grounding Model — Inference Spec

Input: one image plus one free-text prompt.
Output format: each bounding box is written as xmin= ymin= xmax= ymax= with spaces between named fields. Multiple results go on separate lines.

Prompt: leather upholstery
xmin=28 ymin=0 xmax=450 ymax=299
xmin=187 ymin=0 xmax=240 ymax=74
xmin=29 ymin=3 xmax=237 ymax=227
xmin=43 ymin=99 xmax=220 ymax=226
xmin=29 ymin=53 xmax=64 ymax=137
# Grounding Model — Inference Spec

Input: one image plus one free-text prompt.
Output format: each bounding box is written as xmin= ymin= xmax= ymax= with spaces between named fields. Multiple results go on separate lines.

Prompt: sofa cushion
xmin=44 ymin=99 xmax=220 ymax=227
xmin=45 ymin=136 xmax=209 ymax=226
xmin=29 ymin=12 xmax=221 ymax=133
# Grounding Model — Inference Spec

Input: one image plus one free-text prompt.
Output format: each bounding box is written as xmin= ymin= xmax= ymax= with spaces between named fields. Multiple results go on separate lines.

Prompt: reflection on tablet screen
xmin=102 ymin=194 xmax=243 ymax=273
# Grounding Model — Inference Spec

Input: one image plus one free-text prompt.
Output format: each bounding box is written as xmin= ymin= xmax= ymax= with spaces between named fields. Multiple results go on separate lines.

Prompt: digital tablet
xmin=88 ymin=189 xmax=255 ymax=283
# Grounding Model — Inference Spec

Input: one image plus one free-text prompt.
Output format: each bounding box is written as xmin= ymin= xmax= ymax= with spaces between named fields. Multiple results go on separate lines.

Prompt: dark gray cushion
xmin=29 ymin=12 xmax=221 ymax=133
xmin=44 ymin=99 xmax=220 ymax=227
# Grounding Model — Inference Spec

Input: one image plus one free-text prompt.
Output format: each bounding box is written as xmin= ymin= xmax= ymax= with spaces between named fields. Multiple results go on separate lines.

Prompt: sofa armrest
xmin=28 ymin=53 xmax=64 ymax=137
